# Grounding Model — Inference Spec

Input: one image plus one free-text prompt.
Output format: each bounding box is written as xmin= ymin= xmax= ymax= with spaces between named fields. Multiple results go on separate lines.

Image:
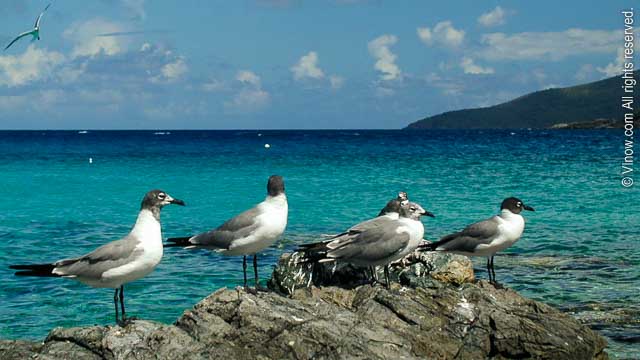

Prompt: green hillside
xmin=406 ymin=72 xmax=634 ymax=129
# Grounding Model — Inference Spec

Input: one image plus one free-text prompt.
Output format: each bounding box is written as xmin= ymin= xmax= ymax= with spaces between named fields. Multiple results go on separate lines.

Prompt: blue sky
xmin=0 ymin=0 xmax=633 ymax=129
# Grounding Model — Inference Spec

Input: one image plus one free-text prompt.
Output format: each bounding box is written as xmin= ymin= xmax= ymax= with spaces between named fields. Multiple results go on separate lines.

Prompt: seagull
xmin=420 ymin=197 xmax=534 ymax=285
xmin=377 ymin=191 xmax=408 ymax=217
xmin=299 ymin=201 xmax=434 ymax=287
xmin=4 ymin=3 xmax=51 ymax=51
xmin=166 ymin=175 xmax=288 ymax=292
xmin=9 ymin=190 xmax=185 ymax=325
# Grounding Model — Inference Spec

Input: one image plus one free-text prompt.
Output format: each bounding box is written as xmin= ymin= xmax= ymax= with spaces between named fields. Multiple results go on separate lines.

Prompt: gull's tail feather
xmin=164 ymin=236 xmax=193 ymax=248
xmin=297 ymin=241 xmax=332 ymax=264
xmin=418 ymin=241 xmax=437 ymax=251
xmin=10 ymin=263 xmax=58 ymax=277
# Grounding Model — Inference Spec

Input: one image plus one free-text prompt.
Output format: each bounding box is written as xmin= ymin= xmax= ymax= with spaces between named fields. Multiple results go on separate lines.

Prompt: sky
xmin=0 ymin=0 xmax=634 ymax=129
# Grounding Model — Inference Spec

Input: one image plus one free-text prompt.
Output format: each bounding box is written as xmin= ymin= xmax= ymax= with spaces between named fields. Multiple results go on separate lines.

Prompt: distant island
xmin=406 ymin=71 xmax=638 ymax=129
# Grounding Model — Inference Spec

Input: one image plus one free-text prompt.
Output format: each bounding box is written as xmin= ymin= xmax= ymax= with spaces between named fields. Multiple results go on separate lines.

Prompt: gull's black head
xmin=399 ymin=201 xmax=435 ymax=220
xmin=141 ymin=189 xmax=185 ymax=210
xmin=501 ymin=197 xmax=534 ymax=214
xmin=380 ymin=191 xmax=409 ymax=215
xmin=267 ymin=175 xmax=285 ymax=197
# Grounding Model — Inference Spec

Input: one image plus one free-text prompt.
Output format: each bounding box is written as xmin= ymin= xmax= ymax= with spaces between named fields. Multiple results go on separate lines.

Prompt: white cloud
xmin=160 ymin=57 xmax=188 ymax=81
xmin=236 ymin=70 xmax=261 ymax=86
xmin=291 ymin=51 xmax=325 ymax=80
xmin=368 ymin=34 xmax=401 ymax=81
xmin=0 ymin=45 xmax=65 ymax=87
xmin=478 ymin=29 xmax=618 ymax=61
xmin=460 ymin=57 xmax=494 ymax=75
xmin=478 ymin=6 xmax=506 ymax=27
xmin=597 ymin=48 xmax=625 ymax=77
xmin=574 ymin=64 xmax=595 ymax=81
xmin=226 ymin=70 xmax=270 ymax=113
xmin=329 ymin=75 xmax=344 ymax=89
xmin=417 ymin=21 xmax=465 ymax=48
xmin=63 ymin=18 xmax=129 ymax=58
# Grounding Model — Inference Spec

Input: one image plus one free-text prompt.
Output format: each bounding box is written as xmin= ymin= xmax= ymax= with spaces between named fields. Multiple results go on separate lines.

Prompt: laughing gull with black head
xmin=377 ymin=191 xmax=408 ymax=217
xmin=420 ymin=197 xmax=534 ymax=285
xmin=300 ymin=201 xmax=434 ymax=287
xmin=10 ymin=190 xmax=185 ymax=325
xmin=166 ymin=175 xmax=288 ymax=292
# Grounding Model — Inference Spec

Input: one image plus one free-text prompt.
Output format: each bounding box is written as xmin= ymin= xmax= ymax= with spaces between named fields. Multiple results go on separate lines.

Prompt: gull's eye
xmin=517 ymin=202 xmax=522 ymax=207
xmin=410 ymin=207 xmax=416 ymax=211
xmin=158 ymin=193 xmax=166 ymax=200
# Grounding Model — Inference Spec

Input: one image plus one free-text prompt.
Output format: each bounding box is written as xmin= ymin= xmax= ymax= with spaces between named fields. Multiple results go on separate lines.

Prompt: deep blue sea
xmin=0 ymin=130 xmax=637 ymax=357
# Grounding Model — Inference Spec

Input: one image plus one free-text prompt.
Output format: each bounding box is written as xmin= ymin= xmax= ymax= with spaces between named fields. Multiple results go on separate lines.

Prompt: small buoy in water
xmin=264 ymin=143 xmax=271 ymax=149
xmin=89 ymin=157 xmax=93 ymax=164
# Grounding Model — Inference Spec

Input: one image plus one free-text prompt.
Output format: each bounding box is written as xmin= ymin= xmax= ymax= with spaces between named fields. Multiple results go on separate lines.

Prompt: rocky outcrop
xmin=0 ymin=250 xmax=609 ymax=360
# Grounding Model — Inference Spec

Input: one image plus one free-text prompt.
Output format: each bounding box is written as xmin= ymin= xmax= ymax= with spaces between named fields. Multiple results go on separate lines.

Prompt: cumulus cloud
xmin=368 ymin=34 xmax=401 ymax=81
xmin=417 ymin=21 xmax=465 ymax=48
xmin=226 ymin=70 xmax=270 ymax=113
xmin=460 ymin=57 xmax=494 ymax=75
xmin=478 ymin=6 xmax=507 ymax=27
xmin=0 ymin=45 xmax=65 ymax=87
xmin=291 ymin=51 xmax=325 ymax=81
xmin=156 ymin=57 xmax=188 ymax=82
xmin=478 ymin=29 xmax=619 ymax=61
xmin=63 ymin=18 xmax=129 ymax=58
xmin=329 ymin=75 xmax=344 ymax=89
xmin=597 ymin=48 xmax=625 ymax=77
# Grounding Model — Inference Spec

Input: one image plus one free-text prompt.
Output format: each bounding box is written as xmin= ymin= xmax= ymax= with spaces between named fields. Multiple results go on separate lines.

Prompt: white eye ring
xmin=158 ymin=193 xmax=166 ymax=199
xmin=517 ymin=202 xmax=522 ymax=207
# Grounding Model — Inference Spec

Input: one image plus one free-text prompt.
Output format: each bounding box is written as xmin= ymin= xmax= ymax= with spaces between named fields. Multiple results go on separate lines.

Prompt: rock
xmin=268 ymin=249 xmax=474 ymax=295
xmin=0 ymin=251 xmax=608 ymax=359
xmin=0 ymin=340 xmax=42 ymax=360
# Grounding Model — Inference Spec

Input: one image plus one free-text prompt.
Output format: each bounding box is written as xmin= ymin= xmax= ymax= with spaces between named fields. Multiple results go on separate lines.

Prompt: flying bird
xmin=9 ymin=190 xmax=185 ymax=325
xmin=4 ymin=3 xmax=52 ymax=51
xmin=420 ymin=197 xmax=534 ymax=285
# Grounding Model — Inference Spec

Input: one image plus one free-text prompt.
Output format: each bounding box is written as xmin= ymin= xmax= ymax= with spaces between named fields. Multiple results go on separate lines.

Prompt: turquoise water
xmin=0 ymin=130 xmax=637 ymax=357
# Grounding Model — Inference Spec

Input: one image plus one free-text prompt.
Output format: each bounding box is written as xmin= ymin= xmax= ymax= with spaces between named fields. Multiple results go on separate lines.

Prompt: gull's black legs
xmin=119 ymin=285 xmax=126 ymax=322
xmin=369 ymin=266 xmax=378 ymax=284
xmin=253 ymin=254 xmax=265 ymax=291
xmin=486 ymin=257 xmax=493 ymax=284
xmin=383 ymin=265 xmax=391 ymax=289
xmin=490 ymin=256 xmax=497 ymax=284
xmin=113 ymin=288 xmax=120 ymax=324
xmin=243 ymin=255 xmax=248 ymax=289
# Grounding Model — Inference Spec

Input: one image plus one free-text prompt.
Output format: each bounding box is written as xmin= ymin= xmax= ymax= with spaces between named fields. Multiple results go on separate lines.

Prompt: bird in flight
xmin=4 ymin=3 xmax=52 ymax=51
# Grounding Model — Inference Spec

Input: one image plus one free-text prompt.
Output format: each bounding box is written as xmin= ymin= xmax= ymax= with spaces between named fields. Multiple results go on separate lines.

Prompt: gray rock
xmin=1 ymin=251 xmax=608 ymax=359
xmin=268 ymin=249 xmax=475 ymax=295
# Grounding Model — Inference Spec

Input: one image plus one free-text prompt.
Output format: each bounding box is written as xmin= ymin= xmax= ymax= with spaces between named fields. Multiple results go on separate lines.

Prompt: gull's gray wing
xmin=35 ymin=3 xmax=51 ymax=28
xmin=433 ymin=216 xmax=500 ymax=253
xmin=327 ymin=221 xmax=410 ymax=263
xmin=4 ymin=30 xmax=34 ymax=50
xmin=52 ymin=235 xmax=142 ymax=279
xmin=188 ymin=207 xmax=261 ymax=249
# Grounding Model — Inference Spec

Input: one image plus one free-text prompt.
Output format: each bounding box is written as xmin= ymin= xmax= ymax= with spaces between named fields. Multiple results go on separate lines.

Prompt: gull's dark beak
xmin=169 ymin=197 xmax=186 ymax=206
xmin=523 ymin=204 xmax=534 ymax=211
xmin=423 ymin=210 xmax=435 ymax=218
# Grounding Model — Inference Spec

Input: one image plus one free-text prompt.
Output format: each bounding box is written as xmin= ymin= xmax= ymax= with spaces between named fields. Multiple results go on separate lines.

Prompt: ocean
xmin=0 ymin=130 xmax=637 ymax=357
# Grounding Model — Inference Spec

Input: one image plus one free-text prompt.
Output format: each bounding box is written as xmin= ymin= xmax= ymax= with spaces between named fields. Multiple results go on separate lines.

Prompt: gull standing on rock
xmin=420 ymin=197 xmax=534 ymax=285
xmin=299 ymin=201 xmax=434 ymax=287
xmin=10 ymin=190 xmax=185 ymax=325
xmin=166 ymin=175 xmax=288 ymax=292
